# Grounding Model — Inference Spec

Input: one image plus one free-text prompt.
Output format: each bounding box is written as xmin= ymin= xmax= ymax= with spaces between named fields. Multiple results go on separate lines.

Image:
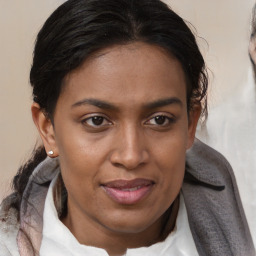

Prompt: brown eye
xmin=146 ymin=114 xmax=174 ymax=127
xmin=154 ymin=116 xmax=166 ymax=125
xmin=91 ymin=116 xmax=104 ymax=126
xmin=82 ymin=115 xmax=111 ymax=128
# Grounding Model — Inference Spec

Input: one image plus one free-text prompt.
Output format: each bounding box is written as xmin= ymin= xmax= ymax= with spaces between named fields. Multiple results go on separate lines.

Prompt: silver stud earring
xmin=48 ymin=150 xmax=54 ymax=156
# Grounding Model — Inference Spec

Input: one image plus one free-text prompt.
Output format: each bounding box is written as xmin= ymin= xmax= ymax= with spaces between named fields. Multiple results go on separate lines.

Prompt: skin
xmin=32 ymin=42 xmax=200 ymax=256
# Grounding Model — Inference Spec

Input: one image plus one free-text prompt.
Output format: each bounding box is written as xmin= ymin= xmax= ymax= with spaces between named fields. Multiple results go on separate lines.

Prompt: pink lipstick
xmin=101 ymin=179 xmax=154 ymax=205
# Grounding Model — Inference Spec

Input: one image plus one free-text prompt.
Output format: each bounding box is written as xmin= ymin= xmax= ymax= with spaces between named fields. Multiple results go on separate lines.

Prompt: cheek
xmin=152 ymin=128 xmax=187 ymax=194
xmin=57 ymin=140 xmax=104 ymax=217
xmin=53 ymin=123 xmax=118 ymax=203
xmin=54 ymin=127 xmax=101 ymax=195
xmin=159 ymin=151 xmax=185 ymax=195
xmin=55 ymin=120 xmax=109 ymax=169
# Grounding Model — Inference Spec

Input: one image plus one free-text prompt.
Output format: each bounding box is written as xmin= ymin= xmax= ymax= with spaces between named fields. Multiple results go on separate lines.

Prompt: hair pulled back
xmin=13 ymin=0 xmax=208 ymax=210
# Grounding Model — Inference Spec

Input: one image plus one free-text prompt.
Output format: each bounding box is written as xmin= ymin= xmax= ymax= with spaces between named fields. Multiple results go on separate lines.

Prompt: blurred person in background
xmin=197 ymin=3 xmax=256 ymax=246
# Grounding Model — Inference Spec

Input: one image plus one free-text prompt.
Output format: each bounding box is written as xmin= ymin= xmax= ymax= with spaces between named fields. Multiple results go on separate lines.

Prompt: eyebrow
xmin=71 ymin=97 xmax=182 ymax=110
xmin=143 ymin=97 xmax=183 ymax=109
xmin=72 ymin=98 xmax=117 ymax=110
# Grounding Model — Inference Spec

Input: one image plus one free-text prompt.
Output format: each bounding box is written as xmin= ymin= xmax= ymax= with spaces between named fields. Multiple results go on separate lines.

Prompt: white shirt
xmin=40 ymin=173 xmax=198 ymax=256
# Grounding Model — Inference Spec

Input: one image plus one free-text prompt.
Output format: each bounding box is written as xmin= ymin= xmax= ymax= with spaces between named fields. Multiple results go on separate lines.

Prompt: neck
xmin=61 ymin=196 xmax=179 ymax=256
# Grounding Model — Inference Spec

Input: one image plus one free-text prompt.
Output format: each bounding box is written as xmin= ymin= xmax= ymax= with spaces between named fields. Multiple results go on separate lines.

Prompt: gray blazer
xmin=0 ymin=139 xmax=255 ymax=255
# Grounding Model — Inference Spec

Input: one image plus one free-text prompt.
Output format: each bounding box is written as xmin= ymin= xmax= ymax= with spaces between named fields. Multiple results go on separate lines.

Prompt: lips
xmin=101 ymin=179 xmax=154 ymax=205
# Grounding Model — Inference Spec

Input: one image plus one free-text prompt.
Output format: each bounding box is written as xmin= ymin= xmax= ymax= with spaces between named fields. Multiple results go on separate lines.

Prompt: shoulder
xmin=0 ymin=194 xmax=20 ymax=256
xmin=184 ymin=138 xmax=246 ymax=219
xmin=183 ymin=138 xmax=255 ymax=256
xmin=186 ymin=138 xmax=235 ymax=187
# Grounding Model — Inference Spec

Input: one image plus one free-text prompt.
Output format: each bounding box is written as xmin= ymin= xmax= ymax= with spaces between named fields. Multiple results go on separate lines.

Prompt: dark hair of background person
xmin=250 ymin=4 xmax=256 ymax=77
xmin=11 ymin=0 xmax=208 ymax=214
xmin=251 ymin=4 xmax=256 ymax=37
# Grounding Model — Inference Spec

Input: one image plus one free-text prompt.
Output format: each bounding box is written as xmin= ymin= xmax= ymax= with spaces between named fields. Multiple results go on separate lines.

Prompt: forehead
xmin=60 ymin=42 xmax=187 ymax=108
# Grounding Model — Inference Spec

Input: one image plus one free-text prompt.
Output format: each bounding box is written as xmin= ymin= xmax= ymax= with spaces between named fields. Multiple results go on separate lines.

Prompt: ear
xmin=31 ymin=103 xmax=59 ymax=158
xmin=249 ymin=36 xmax=256 ymax=65
xmin=186 ymin=104 xmax=201 ymax=150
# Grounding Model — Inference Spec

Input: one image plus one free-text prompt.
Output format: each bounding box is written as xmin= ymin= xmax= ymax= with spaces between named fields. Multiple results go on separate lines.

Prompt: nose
xmin=110 ymin=125 xmax=149 ymax=170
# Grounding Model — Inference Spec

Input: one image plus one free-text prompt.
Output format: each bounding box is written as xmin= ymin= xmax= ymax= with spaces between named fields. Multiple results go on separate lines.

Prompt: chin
xmin=100 ymin=210 xmax=160 ymax=234
xmin=105 ymin=222 xmax=151 ymax=234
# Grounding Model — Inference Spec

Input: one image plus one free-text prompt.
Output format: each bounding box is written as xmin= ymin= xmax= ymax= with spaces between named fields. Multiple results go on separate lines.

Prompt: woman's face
xmin=35 ymin=42 xmax=199 ymax=244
